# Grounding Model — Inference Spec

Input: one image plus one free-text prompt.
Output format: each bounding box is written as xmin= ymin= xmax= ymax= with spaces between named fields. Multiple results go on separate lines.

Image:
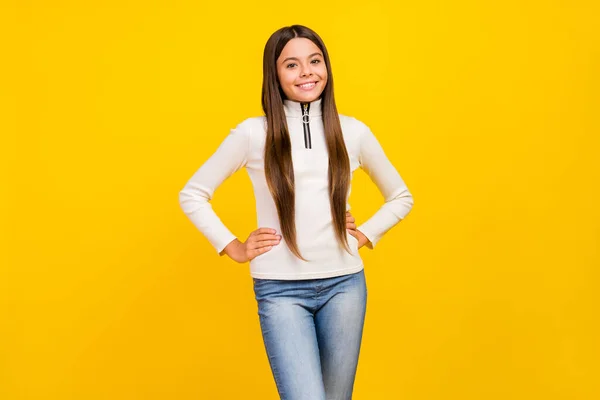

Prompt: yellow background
xmin=2 ymin=1 xmax=599 ymax=399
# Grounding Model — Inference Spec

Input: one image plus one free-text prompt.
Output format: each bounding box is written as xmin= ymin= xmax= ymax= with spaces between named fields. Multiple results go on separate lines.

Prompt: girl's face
xmin=276 ymin=38 xmax=328 ymax=103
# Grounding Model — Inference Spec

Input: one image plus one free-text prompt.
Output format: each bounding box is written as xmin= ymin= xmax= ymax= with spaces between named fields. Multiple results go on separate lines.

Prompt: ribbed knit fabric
xmin=179 ymin=97 xmax=414 ymax=279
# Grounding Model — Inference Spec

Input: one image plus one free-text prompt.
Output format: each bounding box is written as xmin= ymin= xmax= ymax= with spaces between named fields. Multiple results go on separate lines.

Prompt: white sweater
xmin=179 ymin=97 xmax=414 ymax=280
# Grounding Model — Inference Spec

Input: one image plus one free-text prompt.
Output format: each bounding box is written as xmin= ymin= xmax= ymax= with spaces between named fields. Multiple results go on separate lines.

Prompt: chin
xmin=291 ymin=90 xmax=324 ymax=103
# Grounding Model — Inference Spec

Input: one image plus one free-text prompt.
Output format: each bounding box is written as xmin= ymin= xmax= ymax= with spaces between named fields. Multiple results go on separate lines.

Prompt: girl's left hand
xmin=346 ymin=211 xmax=370 ymax=249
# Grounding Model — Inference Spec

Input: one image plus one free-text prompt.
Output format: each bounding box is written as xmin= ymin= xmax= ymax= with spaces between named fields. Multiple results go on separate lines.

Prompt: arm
xmin=178 ymin=120 xmax=250 ymax=255
xmin=355 ymin=120 xmax=414 ymax=249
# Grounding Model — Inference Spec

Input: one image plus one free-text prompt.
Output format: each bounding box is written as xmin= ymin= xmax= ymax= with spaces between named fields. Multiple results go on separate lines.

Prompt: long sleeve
xmin=355 ymin=121 xmax=414 ymax=249
xmin=179 ymin=120 xmax=250 ymax=254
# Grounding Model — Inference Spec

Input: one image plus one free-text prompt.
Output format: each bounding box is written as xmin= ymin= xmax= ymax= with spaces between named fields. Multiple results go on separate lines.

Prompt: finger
xmin=348 ymin=230 xmax=358 ymax=239
xmin=248 ymin=234 xmax=281 ymax=247
xmin=346 ymin=222 xmax=356 ymax=230
xmin=248 ymin=239 xmax=281 ymax=249
xmin=253 ymin=228 xmax=277 ymax=236
xmin=253 ymin=233 xmax=281 ymax=242
xmin=249 ymin=245 xmax=273 ymax=259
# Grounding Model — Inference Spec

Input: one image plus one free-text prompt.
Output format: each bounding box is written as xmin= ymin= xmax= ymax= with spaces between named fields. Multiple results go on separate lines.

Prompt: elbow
xmin=383 ymin=194 xmax=414 ymax=222
xmin=178 ymin=189 xmax=188 ymax=213
xmin=179 ymin=186 xmax=195 ymax=214
xmin=393 ymin=189 xmax=414 ymax=219
xmin=404 ymin=191 xmax=414 ymax=215
xmin=179 ymin=184 xmax=210 ymax=214
xmin=406 ymin=191 xmax=414 ymax=211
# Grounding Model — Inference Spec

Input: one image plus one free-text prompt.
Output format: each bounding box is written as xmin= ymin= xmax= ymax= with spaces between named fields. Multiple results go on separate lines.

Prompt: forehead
xmin=278 ymin=38 xmax=322 ymax=60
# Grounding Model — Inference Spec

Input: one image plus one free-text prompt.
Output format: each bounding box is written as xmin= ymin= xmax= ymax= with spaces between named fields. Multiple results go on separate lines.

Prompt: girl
xmin=179 ymin=25 xmax=414 ymax=400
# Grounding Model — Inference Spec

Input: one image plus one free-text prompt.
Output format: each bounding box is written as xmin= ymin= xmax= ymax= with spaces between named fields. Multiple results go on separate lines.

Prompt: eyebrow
xmin=281 ymin=52 xmax=323 ymax=64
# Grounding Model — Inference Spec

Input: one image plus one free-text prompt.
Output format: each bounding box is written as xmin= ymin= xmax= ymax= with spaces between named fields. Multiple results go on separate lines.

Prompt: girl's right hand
xmin=223 ymin=228 xmax=281 ymax=263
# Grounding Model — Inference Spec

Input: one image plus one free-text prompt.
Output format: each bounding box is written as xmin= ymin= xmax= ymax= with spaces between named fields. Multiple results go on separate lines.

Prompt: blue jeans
xmin=253 ymin=269 xmax=367 ymax=400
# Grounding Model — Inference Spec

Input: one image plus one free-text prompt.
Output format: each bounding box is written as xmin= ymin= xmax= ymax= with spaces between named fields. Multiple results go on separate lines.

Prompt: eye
xmin=286 ymin=63 xmax=297 ymax=68
xmin=311 ymin=59 xmax=321 ymax=64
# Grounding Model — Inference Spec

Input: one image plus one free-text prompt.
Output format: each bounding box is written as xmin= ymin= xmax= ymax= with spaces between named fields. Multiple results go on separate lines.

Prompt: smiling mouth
xmin=296 ymin=81 xmax=318 ymax=90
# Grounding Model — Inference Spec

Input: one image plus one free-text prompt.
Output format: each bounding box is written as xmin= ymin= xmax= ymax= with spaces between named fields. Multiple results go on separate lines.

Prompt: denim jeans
xmin=253 ymin=269 xmax=367 ymax=400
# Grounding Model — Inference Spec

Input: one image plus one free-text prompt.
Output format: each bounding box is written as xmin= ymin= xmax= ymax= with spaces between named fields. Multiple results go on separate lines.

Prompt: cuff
xmin=215 ymin=233 xmax=238 ymax=255
xmin=357 ymin=225 xmax=379 ymax=249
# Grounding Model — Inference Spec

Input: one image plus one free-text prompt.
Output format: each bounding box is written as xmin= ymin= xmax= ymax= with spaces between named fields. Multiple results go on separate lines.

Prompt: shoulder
xmin=339 ymin=114 xmax=370 ymax=133
xmin=233 ymin=116 xmax=267 ymax=134
xmin=230 ymin=116 xmax=267 ymax=156
xmin=227 ymin=116 xmax=266 ymax=146
xmin=338 ymin=114 xmax=372 ymax=146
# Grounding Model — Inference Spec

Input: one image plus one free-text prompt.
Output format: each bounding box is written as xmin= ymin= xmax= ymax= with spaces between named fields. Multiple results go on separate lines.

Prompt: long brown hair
xmin=261 ymin=25 xmax=351 ymax=261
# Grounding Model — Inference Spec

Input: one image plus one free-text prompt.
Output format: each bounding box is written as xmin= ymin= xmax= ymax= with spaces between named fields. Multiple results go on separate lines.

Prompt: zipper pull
xmin=301 ymin=102 xmax=312 ymax=149
xmin=302 ymin=103 xmax=310 ymax=124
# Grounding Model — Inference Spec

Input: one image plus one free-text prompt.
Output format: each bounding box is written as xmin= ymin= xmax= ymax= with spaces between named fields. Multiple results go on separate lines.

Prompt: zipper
xmin=301 ymin=102 xmax=312 ymax=149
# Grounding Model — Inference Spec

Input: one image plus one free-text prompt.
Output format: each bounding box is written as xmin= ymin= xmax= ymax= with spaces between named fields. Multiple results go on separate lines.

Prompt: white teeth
xmin=298 ymin=82 xmax=316 ymax=89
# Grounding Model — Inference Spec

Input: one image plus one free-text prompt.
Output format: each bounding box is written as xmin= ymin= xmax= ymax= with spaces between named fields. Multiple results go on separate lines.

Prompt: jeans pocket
xmin=253 ymin=277 xmax=276 ymax=288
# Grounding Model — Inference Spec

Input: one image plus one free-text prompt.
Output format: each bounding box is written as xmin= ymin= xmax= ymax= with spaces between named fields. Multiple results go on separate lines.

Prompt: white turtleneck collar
xmin=283 ymin=97 xmax=323 ymax=118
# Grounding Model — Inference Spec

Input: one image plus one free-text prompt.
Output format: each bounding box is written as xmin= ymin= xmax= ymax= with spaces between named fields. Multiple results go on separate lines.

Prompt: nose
xmin=300 ymin=64 xmax=313 ymax=78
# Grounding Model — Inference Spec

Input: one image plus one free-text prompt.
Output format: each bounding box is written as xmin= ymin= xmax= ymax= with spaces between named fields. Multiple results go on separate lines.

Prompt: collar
xmin=283 ymin=97 xmax=323 ymax=118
